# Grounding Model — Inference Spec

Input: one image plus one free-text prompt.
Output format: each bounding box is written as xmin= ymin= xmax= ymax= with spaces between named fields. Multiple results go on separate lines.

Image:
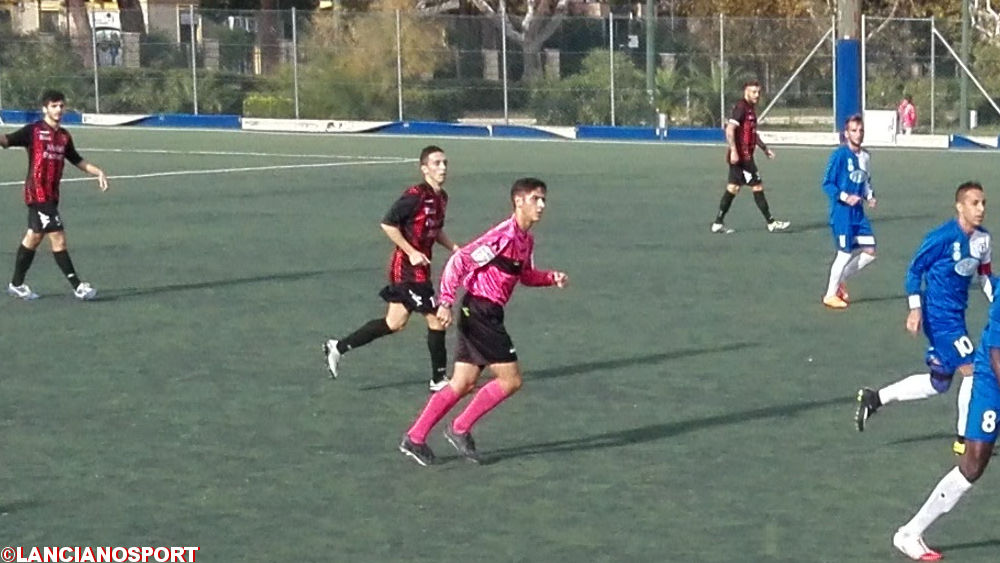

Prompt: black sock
xmin=11 ymin=244 xmax=36 ymax=286
xmin=715 ymin=190 xmax=736 ymax=222
xmin=427 ymin=328 xmax=447 ymax=383
xmin=53 ymin=250 xmax=82 ymax=289
xmin=337 ymin=318 xmax=393 ymax=354
xmin=753 ymin=191 xmax=774 ymax=223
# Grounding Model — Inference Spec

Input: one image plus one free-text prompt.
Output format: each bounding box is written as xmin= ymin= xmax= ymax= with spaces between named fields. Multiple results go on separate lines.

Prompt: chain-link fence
xmin=0 ymin=9 xmax=996 ymax=130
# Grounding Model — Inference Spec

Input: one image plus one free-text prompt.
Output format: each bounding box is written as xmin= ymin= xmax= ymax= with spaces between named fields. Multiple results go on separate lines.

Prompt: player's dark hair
xmin=510 ymin=177 xmax=547 ymax=203
xmin=956 ymin=181 xmax=984 ymax=202
xmin=419 ymin=145 xmax=444 ymax=165
xmin=844 ymin=113 xmax=864 ymax=129
xmin=40 ymin=89 xmax=65 ymax=105
xmin=743 ymin=80 xmax=761 ymax=89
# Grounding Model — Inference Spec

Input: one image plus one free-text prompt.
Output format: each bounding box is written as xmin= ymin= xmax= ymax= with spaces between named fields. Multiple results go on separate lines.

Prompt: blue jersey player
xmin=822 ymin=115 xmax=876 ymax=309
xmin=856 ymin=182 xmax=992 ymax=436
xmin=890 ymin=278 xmax=1000 ymax=562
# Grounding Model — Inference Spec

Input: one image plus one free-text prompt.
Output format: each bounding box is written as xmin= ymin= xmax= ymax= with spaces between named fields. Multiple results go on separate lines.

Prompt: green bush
xmin=529 ymin=49 xmax=654 ymax=126
xmin=244 ymin=93 xmax=295 ymax=118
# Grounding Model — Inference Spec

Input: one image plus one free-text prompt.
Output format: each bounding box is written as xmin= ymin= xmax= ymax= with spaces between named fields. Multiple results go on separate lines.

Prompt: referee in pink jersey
xmin=399 ymin=177 xmax=568 ymax=466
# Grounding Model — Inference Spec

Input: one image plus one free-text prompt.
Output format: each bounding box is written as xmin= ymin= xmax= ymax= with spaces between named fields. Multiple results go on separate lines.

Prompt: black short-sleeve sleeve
xmin=382 ymin=193 xmax=422 ymax=227
xmin=2 ymin=124 xmax=33 ymax=148
xmin=64 ymin=134 xmax=83 ymax=166
xmin=729 ymin=101 xmax=746 ymax=125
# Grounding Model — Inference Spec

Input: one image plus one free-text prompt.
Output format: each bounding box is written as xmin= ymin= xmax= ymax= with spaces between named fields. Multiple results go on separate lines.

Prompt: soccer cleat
xmin=443 ymin=425 xmax=479 ymax=463
xmin=429 ymin=378 xmax=450 ymax=392
xmin=7 ymin=283 xmax=38 ymax=300
xmin=855 ymin=387 xmax=880 ymax=432
xmin=767 ymin=220 xmax=790 ymax=232
xmin=710 ymin=222 xmax=735 ymax=234
xmin=836 ymin=283 xmax=850 ymax=303
xmin=892 ymin=529 xmax=942 ymax=561
xmin=73 ymin=282 xmax=97 ymax=301
xmin=399 ymin=435 xmax=435 ymax=466
xmin=823 ymin=295 xmax=849 ymax=309
xmin=322 ymin=339 xmax=341 ymax=379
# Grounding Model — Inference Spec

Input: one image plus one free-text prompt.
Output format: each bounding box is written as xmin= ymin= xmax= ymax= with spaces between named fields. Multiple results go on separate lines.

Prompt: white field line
xmin=0 ymin=158 xmax=416 ymax=187
xmin=83 ymin=148 xmax=410 ymax=160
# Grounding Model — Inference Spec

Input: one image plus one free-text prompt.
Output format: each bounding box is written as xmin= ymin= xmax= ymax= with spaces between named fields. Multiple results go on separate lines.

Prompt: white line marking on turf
xmin=83 ymin=148 xmax=411 ymax=160
xmin=0 ymin=158 xmax=416 ymax=186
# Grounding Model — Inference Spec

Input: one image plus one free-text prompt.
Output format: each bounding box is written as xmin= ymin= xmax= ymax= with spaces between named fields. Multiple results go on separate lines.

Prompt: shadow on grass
xmin=885 ymin=432 xmax=954 ymax=446
xmin=357 ymin=342 xmax=759 ymax=391
xmin=98 ymin=267 xmax=375 ymax=300
xmin=849 ymin=293 xmax=907 ymax=305
xmin=477 ymin=394 xmax=851 ymax=465
xmin=792 ymin=213 xmax=938 ymax=234
xmin=937 ymin=538 xmax=1000 ymax=553
xmin=0 ymin=499 xmax=42 ymax=514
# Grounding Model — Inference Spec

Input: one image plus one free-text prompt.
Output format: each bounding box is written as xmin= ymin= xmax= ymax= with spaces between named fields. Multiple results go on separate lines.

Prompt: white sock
xmin=842 ymin=252 xmax=876 ymax=280
xmin=825 ymin=251 xmax=853 ymax=297
xmin=878 ymin=373 xmax=939 ymax=405
xmin=956 ymin=375 xmax=973 ymax=436
xmin=900 ymin=466 xmax=972 ymax=536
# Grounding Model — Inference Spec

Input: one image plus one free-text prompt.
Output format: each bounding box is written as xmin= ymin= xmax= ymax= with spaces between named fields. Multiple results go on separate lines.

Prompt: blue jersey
xmin=821 ymin=145 xmax=872 ymax=225
xmin=965 ymin=283 xmax=1000 ymax=441
xmin=905 ymin=219 xmax=991 ymax=321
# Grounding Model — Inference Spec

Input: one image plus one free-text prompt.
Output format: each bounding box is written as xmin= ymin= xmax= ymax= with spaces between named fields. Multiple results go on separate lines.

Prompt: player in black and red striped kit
xmin=0 ymin=90 xmax=109 ymax=301
xmin=323 ymin=146 xmax=460 ymax=391
xmin=710 ymin=80 xmax=789 ymax=235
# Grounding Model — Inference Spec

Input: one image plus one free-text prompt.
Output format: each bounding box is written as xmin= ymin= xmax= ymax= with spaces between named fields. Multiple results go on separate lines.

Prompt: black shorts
xmin=728 ymin=161 xmax=762 ymax=186
xmin=27 ymin=203 xmax=64 ymax=233
xmin=455 ymin=293 xmax=518 ymax=367
xmin=379 ymin=282 xmax=437 ymax=314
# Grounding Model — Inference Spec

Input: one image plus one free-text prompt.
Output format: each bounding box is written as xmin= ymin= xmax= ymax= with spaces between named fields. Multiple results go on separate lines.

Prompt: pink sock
xmin=452 ymin=380 xmax=509 ymax=434
xmin=406 ymin=386 xmax=461 ymax=444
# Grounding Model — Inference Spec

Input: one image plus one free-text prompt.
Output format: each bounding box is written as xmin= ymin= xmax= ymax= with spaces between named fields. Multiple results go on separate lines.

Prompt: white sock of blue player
xmin=824 ymin=251 xmax=853 ymax=297
xmin=878 ymin=373 xmax=939 ymax=404
xmin=842 ymin=251 xmax=875 ymax=280
xmin=899 ymin=466 xmax=972 ymax=536
xmin=956 ymin=375 xmax=973 ymax=436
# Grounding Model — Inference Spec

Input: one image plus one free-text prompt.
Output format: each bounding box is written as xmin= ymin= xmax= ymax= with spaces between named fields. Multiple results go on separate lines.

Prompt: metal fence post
xmin=91 ymin=12 xmax=100 ymax=113
xmin=501 ymin=0 xmax=509 ymax=125
xmin=930 ymin=16 xmax=935 ymax=133
xmin=858 ymin=14 xmax=863 ymax=115
xmin=396 ymin=9 xmax=403 ymax=121
xmin=189 ymin=4 xmax=198 ymax=115
xmin=718 ymin=13 xmax=724 ymax=127
xmin=293 ymin=6 xmax=300 ymax=119
xmin=609 ymin=11 xmax=615 ymax=126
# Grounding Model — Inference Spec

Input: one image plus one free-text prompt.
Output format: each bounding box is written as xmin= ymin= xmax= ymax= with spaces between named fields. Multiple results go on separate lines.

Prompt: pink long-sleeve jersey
xmin=439 ymin=215 xmax=557 ymax=307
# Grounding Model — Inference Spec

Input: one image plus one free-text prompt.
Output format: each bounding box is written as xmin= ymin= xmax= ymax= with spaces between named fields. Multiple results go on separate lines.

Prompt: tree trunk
xmin=521 ymin=43 xmax=542 ymax=79
xmin=117 ymin=0 xmax=146 ymax=35
xmin=67 ymin=0 xmax=92 ymax=68
xmin=259 ymin=0 xmax=282 ymax=74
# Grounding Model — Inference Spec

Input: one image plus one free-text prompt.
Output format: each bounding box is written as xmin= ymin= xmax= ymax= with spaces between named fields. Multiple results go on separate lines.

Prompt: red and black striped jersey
xmin=382 ymin=183 xmax=448 ymax=284
xmin=2 ymin=121 xmax=82 ymax=205
xmin=728 ymin=99 xmax=758 ymax=162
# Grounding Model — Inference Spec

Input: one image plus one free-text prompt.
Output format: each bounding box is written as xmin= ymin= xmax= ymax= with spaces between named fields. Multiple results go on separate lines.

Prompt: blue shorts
xmin=961 ymin=374 xmax=1000 ymax=443
xmin=926 ymin=328 xmax=975 ymax=376
xmin=830 ymin=215 xmax=875 ymax=251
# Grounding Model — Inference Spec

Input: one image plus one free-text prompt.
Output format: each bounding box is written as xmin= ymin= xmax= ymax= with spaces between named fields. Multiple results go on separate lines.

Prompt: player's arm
xmin=979 ymin=240 xmax=993 ymax=302
xmin=0 ymin=125 xmax=32 ymax=149
xmin=755 ymin=134 xmax=774 ymax=159
xmin=725 ymin=122 xmax=739 ymax=164
xmin=520 ymin=251 xmax=566 ymax=288
xmin=66 ymin=138 xmax=108 ymax=191
xmin=436 ymin=231 xmax=460 ymax=253
xmin=381 ymin=193 xmax=427 ymax=265
xmin=904 ymin=235 xmax=938 ymax=334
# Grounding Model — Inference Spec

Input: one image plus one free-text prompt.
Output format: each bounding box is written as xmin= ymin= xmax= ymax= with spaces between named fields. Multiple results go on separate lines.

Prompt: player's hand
xmin=552 ymin=272 xmax=569 ymax=288
xmin=844 ymin=194 xmax=862 ymax=206
xmin=728 ymin=148 xmax=739 ymax=165
xmin=905 ymin=309 xmax=922 ymax=335
xmin=408 ymin=252 xmax=430 ymax=266
xmin=765 ymin=149 xmax=775 ymax=160
xmin=96 ymin=170 xmax=109 ymax=192
xmin=436 ymin=305 xmax=453 ymax=327
xmin=867 ymin=197 xmax=877 ymax=209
